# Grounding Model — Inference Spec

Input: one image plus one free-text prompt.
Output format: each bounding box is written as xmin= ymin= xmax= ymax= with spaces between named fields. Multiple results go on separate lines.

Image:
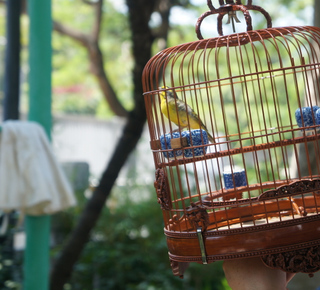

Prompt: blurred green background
xmin=0 ymin=0 xmax=317 ymax=289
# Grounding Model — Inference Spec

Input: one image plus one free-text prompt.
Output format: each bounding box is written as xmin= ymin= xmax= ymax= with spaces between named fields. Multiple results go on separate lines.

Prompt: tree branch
xmin=87 ymin=42 xmax=128 ymax=117
xmin=53 ymin=16 xmax=128 ymax=117
xmin=91 ymin=0 xmax=102 ymax=41
xmin=81 ymin=0 xmax=98 ymax=5
xmin=151 ymin=0 xmax=171 ymax=49
xmin=53 ymin=21 xmax=89 ymax=46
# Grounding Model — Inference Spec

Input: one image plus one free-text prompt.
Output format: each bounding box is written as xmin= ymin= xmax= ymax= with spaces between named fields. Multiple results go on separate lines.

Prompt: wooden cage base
xmin=170 ymin=241 xmax=320 ymax=278
xmin=165 ymin=196 xmax=320 ymax=277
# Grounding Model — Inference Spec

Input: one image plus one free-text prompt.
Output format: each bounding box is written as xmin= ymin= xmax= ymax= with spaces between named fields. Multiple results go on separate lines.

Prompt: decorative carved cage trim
xmin=154 ymin=168 xmax=172 ymax=210
xmin=262 ymin=245 xmax=320 ymax=275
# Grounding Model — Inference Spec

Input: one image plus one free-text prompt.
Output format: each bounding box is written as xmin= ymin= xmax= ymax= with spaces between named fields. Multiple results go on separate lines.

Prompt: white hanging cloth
xmin=0 ymin=120 xmax=76 ymax=215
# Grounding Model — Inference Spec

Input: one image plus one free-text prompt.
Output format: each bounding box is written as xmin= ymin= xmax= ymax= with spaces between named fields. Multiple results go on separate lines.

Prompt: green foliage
xmin=51 ymin=172 xmax=229 ymax=290
xmin=262 ymin=0 xmax=313 ymax=27
xmin=52 ymin=91 xmax=100 ymax=115
xmin=276 ymin=0 xmax=313 ymax=15
xmin=0 ymin=212 xmax=23 ymax=290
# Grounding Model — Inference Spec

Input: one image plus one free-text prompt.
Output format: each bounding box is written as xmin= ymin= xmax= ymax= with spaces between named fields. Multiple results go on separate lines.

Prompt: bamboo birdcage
xmin=142 ymin=0 xmax=320 ymax=278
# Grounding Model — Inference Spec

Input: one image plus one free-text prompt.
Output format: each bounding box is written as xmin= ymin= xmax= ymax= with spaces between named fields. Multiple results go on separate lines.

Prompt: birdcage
xmin=142 ymin=0 xmax=320 ymax=278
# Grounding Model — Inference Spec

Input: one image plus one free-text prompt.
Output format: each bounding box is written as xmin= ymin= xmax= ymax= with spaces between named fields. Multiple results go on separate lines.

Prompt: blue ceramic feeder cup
xmin=315 ymin=108 xmax=320 ymax=126
xmin=160 ymin=129 xmax=208 ymax=159
xmin=295 ymin=106 xmax=320 ymax=130
xmin=223 ymin=167 xmax=247 ymax=189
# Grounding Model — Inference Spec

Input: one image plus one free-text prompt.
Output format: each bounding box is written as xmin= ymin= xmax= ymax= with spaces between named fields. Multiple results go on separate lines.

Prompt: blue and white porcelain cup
xmin=223 ymin=167 xmax=247 ymax=189
xmin=160 ymin=129 xmax=208 ymax=159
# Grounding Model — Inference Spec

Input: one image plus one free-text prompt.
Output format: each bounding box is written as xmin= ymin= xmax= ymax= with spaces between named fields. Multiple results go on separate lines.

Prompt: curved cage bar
xmin=142 ymin=25 xmax=320 ymax=277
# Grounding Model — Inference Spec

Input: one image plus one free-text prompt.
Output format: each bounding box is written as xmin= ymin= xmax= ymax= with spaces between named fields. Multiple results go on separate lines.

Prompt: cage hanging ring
xmin=195 ymin=2 xmax=272 ymax=39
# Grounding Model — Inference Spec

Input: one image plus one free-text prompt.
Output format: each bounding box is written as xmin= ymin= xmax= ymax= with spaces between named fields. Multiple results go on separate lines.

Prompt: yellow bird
xmin=159 ymin=87 xmax=215 ymax=143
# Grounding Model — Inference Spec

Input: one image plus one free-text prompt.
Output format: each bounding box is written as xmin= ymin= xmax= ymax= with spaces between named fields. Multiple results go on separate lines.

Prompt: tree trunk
xmin=49 ymin=0 xmax=156 ymax=288
xmin=314 ymin=0 xmax=320 ymax=28
xmin=4 ymin=0 xmax=21 ymax=120
xmin=50 ymin=114 xmax=146 ymax=290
